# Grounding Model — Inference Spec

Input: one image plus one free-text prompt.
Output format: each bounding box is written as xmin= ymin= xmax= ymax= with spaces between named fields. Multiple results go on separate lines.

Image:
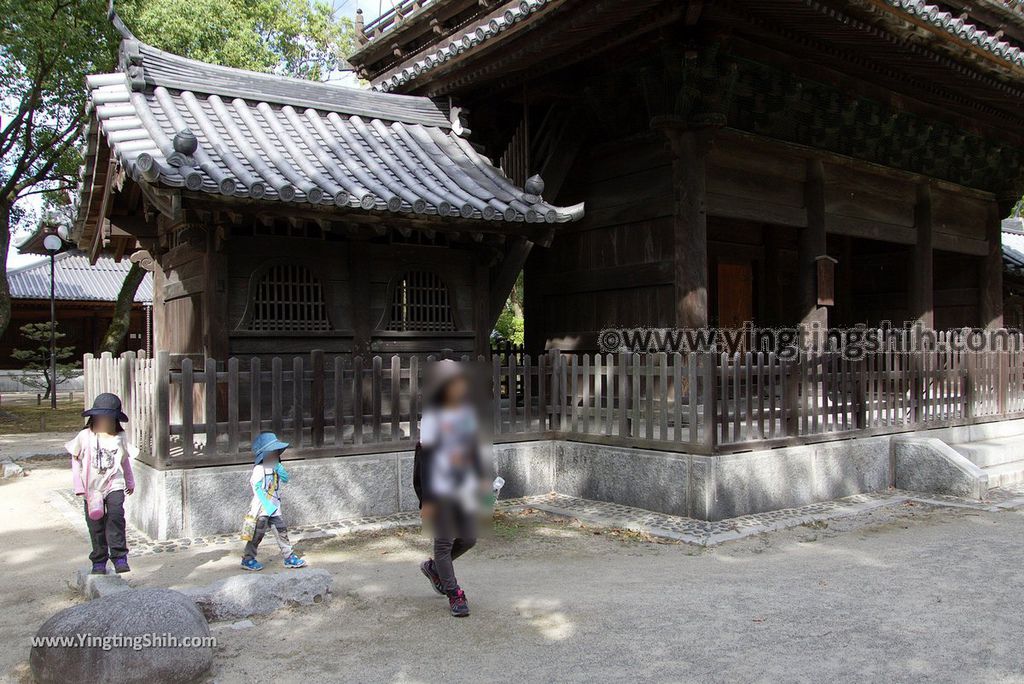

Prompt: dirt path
xmin=2 ymin=459 xmax=1024 ymax=683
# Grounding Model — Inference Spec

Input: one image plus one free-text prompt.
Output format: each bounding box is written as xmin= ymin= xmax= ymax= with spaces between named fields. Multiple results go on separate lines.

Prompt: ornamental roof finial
xmin=108 ymin=0 xmax=137 ymax=41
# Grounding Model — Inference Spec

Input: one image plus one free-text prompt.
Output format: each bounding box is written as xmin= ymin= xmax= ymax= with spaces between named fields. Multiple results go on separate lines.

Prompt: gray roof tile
xmin=80 ymin=36 xmax=583 ymax=226
xmin=8 ymin=251 xmax=153 ymax=303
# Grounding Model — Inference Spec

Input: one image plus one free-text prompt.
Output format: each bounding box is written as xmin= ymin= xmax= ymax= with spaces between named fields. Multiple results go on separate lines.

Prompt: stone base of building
xmin=128 ymin=418 xmax=1024 ymax=539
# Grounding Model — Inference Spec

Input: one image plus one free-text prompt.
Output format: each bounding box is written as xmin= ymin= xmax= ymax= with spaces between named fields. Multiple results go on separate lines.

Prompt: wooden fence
xmin=83 ymin=346 xmax=1024 ymax=468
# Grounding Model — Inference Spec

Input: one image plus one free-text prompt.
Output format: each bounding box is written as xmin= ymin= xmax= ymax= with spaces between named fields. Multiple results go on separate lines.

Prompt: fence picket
xmin=293 ymin=356 xmax=304 ymax=447
xmin=204 ymin=357 xmax=217 ymax=456
xmin=353 ymin=356 xmax=364 ymax=446
xmin=250 ymin=358 xmax=262 ymax=444
xmin=410 ymin=355 xmax=420 ymax=442
xmin=391 ymin=355 xmax=401 ymax=441
xmin=311 ymin=350 xmax=325 ymax=447
xmin=181 ymin=358 xmax=194 ymax=459
xmin=228 ymin=358 xmax=239 ymax=455
xmin=371 ymin=356 xmax=382 ymax=442
xmin=83 ymin=335 xmax=1024 ymax=465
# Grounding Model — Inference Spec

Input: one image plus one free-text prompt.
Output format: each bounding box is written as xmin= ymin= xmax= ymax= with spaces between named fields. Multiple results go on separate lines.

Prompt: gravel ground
xmin=2 ymin=459 xmax=1024 ymax=683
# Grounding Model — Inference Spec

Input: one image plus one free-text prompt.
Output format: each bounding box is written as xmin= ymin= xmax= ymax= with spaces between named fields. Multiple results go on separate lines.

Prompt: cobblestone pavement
xmin=49 ymin=489 xmax=543 ymax=556
xmin=49 ymin=481 xmax=1024 ymax=553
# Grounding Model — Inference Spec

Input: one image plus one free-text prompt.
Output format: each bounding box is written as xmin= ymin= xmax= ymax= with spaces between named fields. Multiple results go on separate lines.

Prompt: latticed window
xmin=387 ymin=271 xmax=456 ymax=332
xmin=249 ymin=264 xmax=330 ymax=331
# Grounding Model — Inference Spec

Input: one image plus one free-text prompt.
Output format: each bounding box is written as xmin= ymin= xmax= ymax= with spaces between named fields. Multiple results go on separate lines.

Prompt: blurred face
xmin=443 ymin=376 xmax=469 ymax=407
xmin=263 ymin=450 xmax=281 ymax=466
xmin=91 ymin=415 xmax=117 ymax=434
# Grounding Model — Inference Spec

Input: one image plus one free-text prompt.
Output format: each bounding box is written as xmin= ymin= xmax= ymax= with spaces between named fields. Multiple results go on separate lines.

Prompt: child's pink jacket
xmin=68 ymin=431 xmax=137 ymax=496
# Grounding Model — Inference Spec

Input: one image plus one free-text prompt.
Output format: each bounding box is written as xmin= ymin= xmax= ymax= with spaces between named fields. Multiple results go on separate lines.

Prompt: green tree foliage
xmin=0 ymin=0 xmax=118 ymax=339
xmin=118 ymin=0 xmax=353 ymax=81
xmin=493 ymin=271 xmax=525 ymax=346
xmin=11 ymin=322 xmax=82 ymax=398
xmin=0 ymin=0 xmax=353 ymax=341
xmin=100 ymin=261 xmax=146 ymax=355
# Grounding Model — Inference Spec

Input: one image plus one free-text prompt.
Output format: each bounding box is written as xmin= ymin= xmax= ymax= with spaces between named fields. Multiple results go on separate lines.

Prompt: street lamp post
xmin=42 ymin=233 xmax=62 ymax=410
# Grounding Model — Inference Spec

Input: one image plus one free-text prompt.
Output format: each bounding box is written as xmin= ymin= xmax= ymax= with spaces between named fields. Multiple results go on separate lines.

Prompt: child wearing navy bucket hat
xmin=240 ymin=431 xmax=307 ymax=571
xmin=66 ymin=392 xmax=138 ymax=575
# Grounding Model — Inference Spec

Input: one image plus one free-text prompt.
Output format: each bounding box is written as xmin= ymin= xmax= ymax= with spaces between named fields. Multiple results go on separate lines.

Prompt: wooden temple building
xmin=72 ymin=13 xmax=582 ymax=365
xmin=73 ymin=3 xmax=1024 ymax=535
xmin=350 ymin=0 xmax=1024 ymax=353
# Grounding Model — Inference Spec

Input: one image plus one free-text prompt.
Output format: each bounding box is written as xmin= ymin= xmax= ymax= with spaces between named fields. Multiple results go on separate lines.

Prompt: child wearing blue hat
xmin=241 ymin=431 xmax=307 ymax=571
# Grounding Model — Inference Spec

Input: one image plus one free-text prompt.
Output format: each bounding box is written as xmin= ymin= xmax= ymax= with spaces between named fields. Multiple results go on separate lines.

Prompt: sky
xmin=7 ymin=0 xmax=393 ymax=271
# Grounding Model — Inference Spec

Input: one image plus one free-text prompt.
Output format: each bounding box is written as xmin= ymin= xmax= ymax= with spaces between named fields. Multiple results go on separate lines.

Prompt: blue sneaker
xmin=283 ymin=554 xmax=307 ymax=568
xmin=240 ymin=558 xmax=263 ymax=571
xmin=90 ymin=561 xmax=107 ymax=575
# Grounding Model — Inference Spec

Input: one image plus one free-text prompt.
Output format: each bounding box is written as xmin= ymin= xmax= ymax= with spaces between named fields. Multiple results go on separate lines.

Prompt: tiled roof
xmin=8 ymin=250 xmax=153 ymax=303
xmin=1004 ymin=218 xmax=1024 ymax=276
xmin=373 ymin=0 xmax=552 ymax=93
xmin=888 ymin=0 xmax=1024 ymax=68
xmin=369 ymin=0 xmax=1024 ymax=94
xmin=78 ymin=35 xmax=583 ymax=226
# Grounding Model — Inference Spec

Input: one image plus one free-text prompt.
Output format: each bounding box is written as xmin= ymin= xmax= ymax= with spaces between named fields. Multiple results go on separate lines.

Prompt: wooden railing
xmin=358 ymin=0 xmax=438 ymax=44
xmin=84 ymin=346 xmax=1024 ymax=468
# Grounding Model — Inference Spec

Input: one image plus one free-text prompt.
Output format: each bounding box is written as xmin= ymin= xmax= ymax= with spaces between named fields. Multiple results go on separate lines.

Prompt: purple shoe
xmin=420 ymin=559 xmax=444 ymax=595
xmin=448 ymin=588 xmax=470 ymax=617
xmin=112 ymin=557 xmax=131 ymax=573
xmin=90 ymin=561 xmax=107 ymax=575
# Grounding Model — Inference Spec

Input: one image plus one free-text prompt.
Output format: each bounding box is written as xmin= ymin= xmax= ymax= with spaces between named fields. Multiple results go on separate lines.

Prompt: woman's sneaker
xmin=283 ymin=554 xmax=307 ymax=568
xmin=112 ymin=557 xmax=131 ymax=573
xmin=420 ymin=559 xmax=444 ymax=595
xmin=90 ymin=561 xmax=107 ymax=575
xmin=240 ymin=558 xmax=264 ymax=571
xmin=447 ymin=588 xmax=470 ymax=617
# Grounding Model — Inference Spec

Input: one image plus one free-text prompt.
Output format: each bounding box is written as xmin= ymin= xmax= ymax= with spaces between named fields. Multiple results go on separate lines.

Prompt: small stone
xmin=229 ymin=619 xmax=254 ymax=630
xmin=71 ymin=566 xmax=131 ymax=599
xmin=2 ymin=460 xmax=24 ymax=478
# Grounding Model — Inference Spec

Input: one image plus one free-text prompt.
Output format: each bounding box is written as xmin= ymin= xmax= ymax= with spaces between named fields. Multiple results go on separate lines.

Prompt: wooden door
xmin=717 ymin=261 xmax=753 ymax=329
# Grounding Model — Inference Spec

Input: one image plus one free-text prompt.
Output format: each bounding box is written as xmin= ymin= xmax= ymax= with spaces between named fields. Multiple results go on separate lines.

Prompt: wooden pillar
xmin=474 ymin=262 xmax=490 ymax=358
xmin=349 ymin=239 xmax=372 ymax=357
xmin=910 ymin=183 xmax=934 ymax=329
xmin=799 ymin=159 xmax=828 ymax=332
xmin=151 ymin=260 xmax=167 ymax=357
xmin=203 ymin=226 xmax=229 ymax=360
xmin=658 ymin=123 xmax=714 ymax=329
xmin=980 ymin=201 xmax=1005 ymax=330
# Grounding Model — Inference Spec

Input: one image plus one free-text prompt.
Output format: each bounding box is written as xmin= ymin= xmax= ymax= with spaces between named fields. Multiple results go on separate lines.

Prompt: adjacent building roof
xmin=888 ymin=0 xmax=1024 ymax=69
xmin=357 ymin=0 xmax=1024 ymax=94
xmin=77 ymin=32 xmax=583 ymax=230
xmin=371 ymin=0 xmax=554 ymax=93
xmin=1004 ymin=217 xmax=1024 ymax=277
xmin=8 ymin=250 xmax=153 ymax=303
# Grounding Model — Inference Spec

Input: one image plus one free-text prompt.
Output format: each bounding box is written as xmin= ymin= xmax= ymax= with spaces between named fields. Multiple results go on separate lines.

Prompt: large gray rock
xmin=30 ymin=588 xmax=212 ymax=684
xmin=184 ymin=568 xmax=332 ymax=622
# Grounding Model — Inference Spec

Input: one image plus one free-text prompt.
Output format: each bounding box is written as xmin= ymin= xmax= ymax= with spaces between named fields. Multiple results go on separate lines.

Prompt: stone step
xmin=949 ymin=434 xmax=1024 ymax=469
xmin=981 ymin=460 xmax=1024 ymax=489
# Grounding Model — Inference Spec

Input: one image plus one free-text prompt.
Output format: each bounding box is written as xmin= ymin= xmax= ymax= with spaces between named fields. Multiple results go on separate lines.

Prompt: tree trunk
xmin=100 ymin=262 xmax=146 ymax=355
xmin=0 ymin=202 xmax=12 ymax=340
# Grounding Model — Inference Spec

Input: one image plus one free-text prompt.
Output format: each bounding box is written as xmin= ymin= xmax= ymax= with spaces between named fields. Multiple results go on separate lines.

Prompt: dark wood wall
xmin=524 ymin=127 xmax=999 ymax=354
xmin=152 ymin=230 xmax=485 ymax=362
xmin=525 ymin=133 xmax=675 ymax=353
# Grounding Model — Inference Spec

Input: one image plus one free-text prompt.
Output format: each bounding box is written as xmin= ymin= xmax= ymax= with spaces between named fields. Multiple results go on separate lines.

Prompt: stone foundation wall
xmin=127 ymin=418 xmax=1024 ymax=538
